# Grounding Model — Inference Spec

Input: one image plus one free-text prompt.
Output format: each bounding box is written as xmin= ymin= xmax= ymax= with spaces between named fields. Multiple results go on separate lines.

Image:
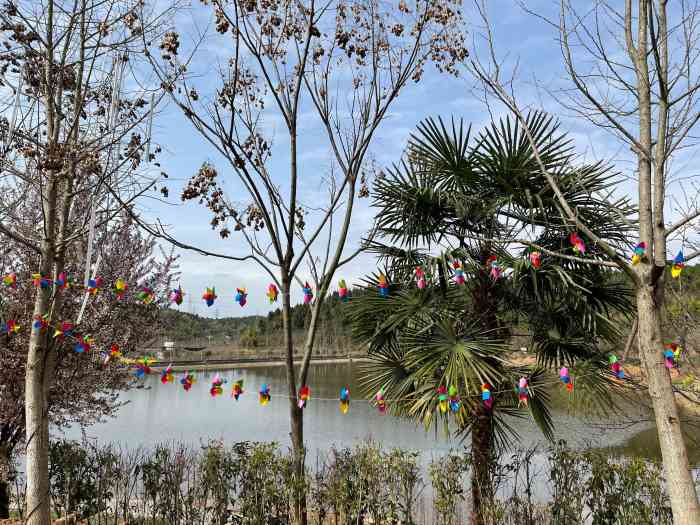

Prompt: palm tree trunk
xmin=470 ymin=405 xmax=493 ymax=525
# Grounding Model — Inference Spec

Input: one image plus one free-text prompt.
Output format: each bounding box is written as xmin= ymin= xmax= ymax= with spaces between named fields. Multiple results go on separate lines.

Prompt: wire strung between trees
xmin=3 ymin=273 xmax=696 ymax=405
xmin=4 ymin=310 xmax=693 ymax=402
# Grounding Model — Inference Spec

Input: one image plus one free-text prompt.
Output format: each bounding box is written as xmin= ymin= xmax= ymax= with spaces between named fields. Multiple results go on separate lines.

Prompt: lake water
xmin=64 ymin=361 xmax=699 ymax=466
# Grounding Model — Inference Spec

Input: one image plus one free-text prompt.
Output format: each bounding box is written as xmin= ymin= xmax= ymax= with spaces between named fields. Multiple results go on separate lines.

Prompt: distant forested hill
xmin=160 ymin=266 xmax=699 ymax=352
xmin=160 ymin=288 xmax=362 ymax=348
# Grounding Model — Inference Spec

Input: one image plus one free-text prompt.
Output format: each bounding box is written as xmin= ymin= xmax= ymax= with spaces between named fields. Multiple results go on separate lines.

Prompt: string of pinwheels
xmin=0 ymin=235 xmax=692 ymax=415
xmin=148 ymin=367 xmax=627 ymax=408
xmin=123 ymin=356 xmax=696 ymax=419
xmin=0 ymin=233 xmax=687 ymax=312
xmin=0 ymin=304 xmax=692 ymax=415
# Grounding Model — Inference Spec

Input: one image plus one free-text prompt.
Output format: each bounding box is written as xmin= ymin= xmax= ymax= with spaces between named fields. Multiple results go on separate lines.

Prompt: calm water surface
xmin=63 ymin=362 xmax=699 ymax=465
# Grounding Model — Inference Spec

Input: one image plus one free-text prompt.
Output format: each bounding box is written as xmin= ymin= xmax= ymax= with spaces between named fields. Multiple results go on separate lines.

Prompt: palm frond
xmin=347 ymin=110 xmax=636 ymax=458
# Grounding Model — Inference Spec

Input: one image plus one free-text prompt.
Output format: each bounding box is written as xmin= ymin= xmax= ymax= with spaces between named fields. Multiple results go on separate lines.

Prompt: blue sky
xmin=137 ymin=1 xmax=694 ymax=318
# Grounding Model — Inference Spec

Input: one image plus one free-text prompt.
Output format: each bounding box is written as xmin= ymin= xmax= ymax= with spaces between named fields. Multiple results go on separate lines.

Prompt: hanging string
xmin=138 ymin=369 xmax=661 ymax=404
xmin=77 ymin=205 xmax=98 ymax=324
xmin=4 ymin=269 xmax=695 ymax=406
xmin=76 ymin=54 xmax=123 ymax=322
xmin=11 ymin=303 xmax=696 ymax=408
xmin=109 ymin=55 xmax=124 ymax=129
xmin=145 ymin=92 xmax=155 ymax=162
xmin=7 ymin=73 xmax=23 ymax=143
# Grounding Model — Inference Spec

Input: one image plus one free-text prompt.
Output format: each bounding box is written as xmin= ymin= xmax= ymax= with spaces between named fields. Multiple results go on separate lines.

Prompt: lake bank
xmin=149 ymin=355 xmax=370 ymax=372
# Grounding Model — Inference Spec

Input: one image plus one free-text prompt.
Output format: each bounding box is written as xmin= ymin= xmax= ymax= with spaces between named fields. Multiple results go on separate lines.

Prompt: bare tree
xmin=143 ymin=0 xmax=467 ymax=522
xmin=467 ymin=1 xmax=700 ymax=522
xmin=0 ymin=1 xmax=178 ymax=523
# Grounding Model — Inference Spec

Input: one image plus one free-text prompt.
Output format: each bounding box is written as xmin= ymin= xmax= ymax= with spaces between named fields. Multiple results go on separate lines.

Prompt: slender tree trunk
xmin=25 ymin=173 xmax=58 ymax=525
xmin=282 ymin=278 xmax=307 ymax=525
xmin=637 ymin=283 xmax=700 ymax=524
xmin=25 ymin=305 xmax=54 ymax=525
xmin=290 ymin=403 xmax=306 ymax=525
xmin=629 ymin=3 xmax=700 ymax=520
xmin=0 ymin=443 xmax=11 ymax=519
xmin=470 ymin=406 xmax=492 ymax=525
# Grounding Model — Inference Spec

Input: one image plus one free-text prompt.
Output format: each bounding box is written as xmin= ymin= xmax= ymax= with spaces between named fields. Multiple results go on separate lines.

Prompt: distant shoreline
xmin=151 ymin=356 xmax=369 ymax=372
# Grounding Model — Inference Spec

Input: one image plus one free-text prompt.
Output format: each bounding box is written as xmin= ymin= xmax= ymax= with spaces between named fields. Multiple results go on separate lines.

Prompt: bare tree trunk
xmin=282 ymin=278 xmax=307 ymax=525
xmin=290 ymin=404 xmax=306 ymax=525
xmin=0 ymin=443 xmax=10 ymax=519
xmin=633 ymin=3 xmax=700 ymax=519
xmin=24 ymin=169 xmax=58 ymax=525
xmin=637 ymin=284 xmax=700 ymax=524
xmin=470 ymin=407 xmax=492 ymax=525
xmin=25 ymin=299 xmax=54 ymax=525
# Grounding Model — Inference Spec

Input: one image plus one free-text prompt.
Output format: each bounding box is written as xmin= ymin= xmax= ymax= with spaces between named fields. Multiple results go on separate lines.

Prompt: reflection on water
xmin=64 ymin=362 xmax=687 ymax=464
xmin=606 ymin=426 xmax=700 ymax=465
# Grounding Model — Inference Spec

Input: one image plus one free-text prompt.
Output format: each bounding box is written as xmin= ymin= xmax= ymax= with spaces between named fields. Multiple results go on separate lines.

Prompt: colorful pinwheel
xmin=517 ymin=377 xmax=529 ymax=407
xmin=298 ymin=385 xmax=311 ymax=408
xmin=54 ymin=321 xmax=74 ymax=339
xmin=632 ymin=242 xmax=646 ymax=265
xmin=210 ymin=374 xmax=226 ymax=397
xmin=259 ymin=383 xmax=271 ymax=405
xmin=55 ymin=272 xmax=70 ymax=290
xmin=672 ymin=250 xmax=685 ymax=279
xmin=569 ymin=232 xmax=586 ymax=254
xmin=114 ymin=279 xmax=128 ymax=300
xmin=103 ymin=344 xmax=122 ymax=366
xmin=529 ymin=251 xmax=541 ymax=269
xmin=448 ymin=385 xmax=460 ymax=413
xmin=161 ymin=365 xmax=175 ymax=384
xmin=180 ymin=372 xmax=196 ymax=391
xmin=303 ymin=282 xmax=313 ymax=304
xmin=73 ymin=335 xmax=93 ymax=354
xmin=231 ymin=379 xmax=244 ymax=400
xmin=437 ymin=386 xmax=449 ymax=413
xmin=170 ymin=286 xmax=184 ymax=305
xmin=452 ymin=261 xmax=465 ymax=285
xmin=415 ymin=267 xmax=426 ymax=289
xmin=1 ymin=320 xmax=20 ymax=335
xmin=375 ymin=388 xmax=387 ymax=414
xmin=2 ymin=273 xmax=16 ymax=288
xmin=559 ymin=367 xmax=573 ymax=392
xmin=487 ymin=256 xmax=501 ymax=281
xmin=137 ymin=287 xmax=155 ymax=305
xmin=203 ymin=287 xmax=217 ymax=307
xmin=664 ymin=343 xmax=681 ymax=369
xmin=86 ymin=277 xmax=103 ymax=295
xmin=481 ymin=383 xmax=493 ymax=409
xmin=266 ymin=283 xmax=279 ymax=303
xmin=609 ymin=355 xmax=624 ymax=379
xmin=32 ymin=273 xmax=51 ymax=288
xmin=377 ymin=274 xmax=389 ymax=297
xmin=134 ymin=357 xmax=154 ymax=378
xmin=339 ymin=387 xmax=350 ymax=414
xmin=235 ymin=288 xmax=247 ymax=307
xmin=33 ymin=314 xmax=48 ymax=331
xmin=338 ymin=279 xmax=349 ymax=302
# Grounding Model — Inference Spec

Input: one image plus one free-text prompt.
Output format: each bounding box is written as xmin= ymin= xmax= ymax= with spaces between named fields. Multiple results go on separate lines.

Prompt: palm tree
xmin=346 ymin=112 xmax=635 ymax=524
